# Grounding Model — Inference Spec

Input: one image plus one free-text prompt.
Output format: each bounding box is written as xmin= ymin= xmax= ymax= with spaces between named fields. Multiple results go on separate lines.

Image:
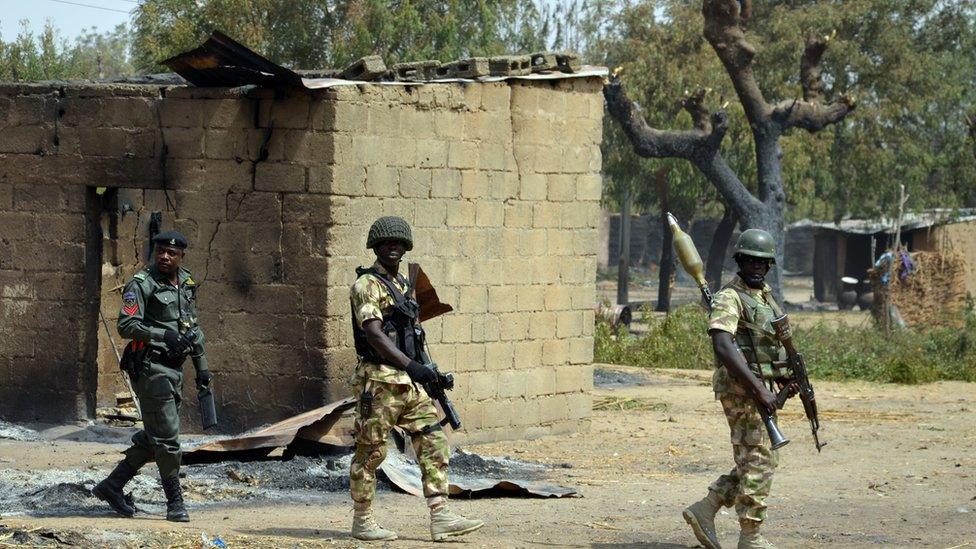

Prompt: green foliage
xmin=0 ymin=22 xmax=133 ymax=80
xmin=595 ymin=305 xmax=976 ymax=384
xmin=131 ymin=0 xmax=550 ymax=73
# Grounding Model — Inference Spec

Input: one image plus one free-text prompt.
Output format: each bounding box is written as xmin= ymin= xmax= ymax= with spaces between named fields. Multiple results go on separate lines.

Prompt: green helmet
xmin=367 ymin=216 xmax=413 ymax=250
xmin=733 ymin=228 xmax=776 ymax=263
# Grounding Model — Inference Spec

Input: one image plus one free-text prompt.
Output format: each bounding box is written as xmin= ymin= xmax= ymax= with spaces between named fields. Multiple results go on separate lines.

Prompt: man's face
xmin=374 ymin=239 xmax=407 ymax=268
xmin=154 ymin=244 xmax=184 ymax=275
xmin=737 ymin=255 xmax=771 ymax=289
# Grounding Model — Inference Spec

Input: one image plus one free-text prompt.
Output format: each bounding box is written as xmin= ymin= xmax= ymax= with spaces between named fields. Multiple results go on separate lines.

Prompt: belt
xmin=147 ymin=348 xmax=186 ymax=370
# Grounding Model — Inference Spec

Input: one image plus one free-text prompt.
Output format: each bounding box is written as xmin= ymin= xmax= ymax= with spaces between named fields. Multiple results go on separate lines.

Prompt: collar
xmin=730 ymin=275 xmax=769 ymax=296
xmin=371 ymin=261 xmax=401 ymax=280
xmin=149 ymin=265 xmax=191 ymax=286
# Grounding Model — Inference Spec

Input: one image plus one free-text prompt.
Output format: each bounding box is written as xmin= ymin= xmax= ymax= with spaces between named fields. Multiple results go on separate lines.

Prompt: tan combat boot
xmin=737 ymin=520 xmax=776 ymax=549
xmin=351 ymin=506 xmax=397 ymax=542
xmin=682 ymin=490 xmax=723 ymax=549
xmin=430 ymin=504 xmax=484 ymax=542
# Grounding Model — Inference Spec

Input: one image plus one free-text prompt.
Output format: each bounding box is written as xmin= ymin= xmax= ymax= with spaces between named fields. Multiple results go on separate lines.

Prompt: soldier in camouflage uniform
xmin=91 ymin=230 xmax=212 ymax=523
xmin=683 ymin=229 xmax=785 ymax=549
xmin=348 ymin=216 xmax=483 ymax=542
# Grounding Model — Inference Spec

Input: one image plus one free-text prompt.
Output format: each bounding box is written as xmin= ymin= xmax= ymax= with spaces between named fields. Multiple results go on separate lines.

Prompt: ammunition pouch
xmin=749 ymin=361 xmax=791 ymax=381
xmin=119 ymin=341 xmax=149 ymax=379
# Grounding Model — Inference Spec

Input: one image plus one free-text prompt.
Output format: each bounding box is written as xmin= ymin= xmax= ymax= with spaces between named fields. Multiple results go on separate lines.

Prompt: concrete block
xmin=258 ymin=97 xmax=310 ymax=129
xmin=556 ymin=311 xmax=583 ymax=338
xmin=392 ymin=60 xmax=441 ymax=81
xmin=475 ymin=201 xmax=504 ymax=227
xmin=484 ymin=341 xmax=515 ymax=371
xmin=532 ymin=203 xmax=560 ymax=228
xmin=340 ymin=55 xmax=388 ymax=81
xmin=160 ymin=98 xmax=203 ymax=127
xmin=448 ymin=141 xmax=478 ymax=170
xmin=546 ymin=229 xmax=574 ymax=255
xmin=0 ymin=126 xmax=53 ymax=154
xmin=308 ymin=164 xmax=366 ymax=195
xmin=518 ymin=230 xmax=547 ymax=256
xmin=459 ymin=286 xmax=488 ymax=313
xmin=529 ymin=51 xmax=582 ymax=73
xmin=488 ymin=286 xmax=517 ymax=313
xmin=569 ymin=337 xmax=594 ymax=365
xmin=544 ymin=285 xmax=573 ymax=311
xmin=417 ymin=140 xmax=449 ymax=169
xmin=444 ymin=199 xmax=475 ymax=227
xmin=498 ymin=312 xmax=527 ymax=341
xmin=527 ymin=311 xmax=556 ymax=340
xmin=480 ymin=83 xmax=510 ymax=112
xmin=516 ymin=285 xmax=545 ymax=312
xmin=433 ymin=57 xmax=489 ymax=79
xmin=519 ymin=173 xmax=547 ymax=201
xmin=489 ymin=55 xmax=532 ymax=76
xmin=365 ymin=165 xmax=397 ymax=197
xmin=441 ymin=314 xmax=472 ymax=343
xmin=411 ymin=199 xmax=447 ymax=228
xmin=455 ymin=343 xmax=486 ymax=372
xmin=163 ymin=127 xmax=206 ymax=158
xmin=255 ymin=162 xmax=306 ymax=192
xmin=547 ymin=174 xmax=576 ymax=202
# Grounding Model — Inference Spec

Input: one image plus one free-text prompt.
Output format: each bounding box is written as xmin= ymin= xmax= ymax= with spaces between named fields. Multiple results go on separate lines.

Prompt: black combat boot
xmin=91 ymin=460 xmax=139 ymax=517
xmin=161 ymin=476 xmax=190 ymax=522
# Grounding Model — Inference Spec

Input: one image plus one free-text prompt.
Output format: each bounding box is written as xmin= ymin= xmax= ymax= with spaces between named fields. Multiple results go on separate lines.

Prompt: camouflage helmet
xmin=367 ymin=216 xmax=413 ymax=250
xmin=733 ymin=228 xmax=776 ymax=263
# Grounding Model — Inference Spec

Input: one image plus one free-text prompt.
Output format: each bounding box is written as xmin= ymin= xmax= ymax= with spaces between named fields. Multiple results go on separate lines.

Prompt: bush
xmin=595 ymin=304 xmax=976 ymax=384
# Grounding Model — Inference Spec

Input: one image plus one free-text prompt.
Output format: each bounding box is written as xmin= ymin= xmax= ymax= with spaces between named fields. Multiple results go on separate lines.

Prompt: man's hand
xmin=163 ymin=330 xmax=189 ymax=355
xmin=404 ymin=361 xmax=437 ymax=384
xmin=196 ymin=370 xmax=213 ymax=390
xmin=754 ymin=385 xmax=779 ymax=416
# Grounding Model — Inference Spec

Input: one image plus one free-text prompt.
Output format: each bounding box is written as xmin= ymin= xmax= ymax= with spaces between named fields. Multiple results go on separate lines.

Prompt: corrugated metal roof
xmin=790 ymin=209 xmax=976 ymax=235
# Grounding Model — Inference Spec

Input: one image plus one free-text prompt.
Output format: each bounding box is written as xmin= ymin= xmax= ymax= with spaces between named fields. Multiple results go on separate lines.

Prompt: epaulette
xmin=185 ymin=276 xmax=196 ymax=286
xmin=132 ymin=271 xmax=147 ymax=282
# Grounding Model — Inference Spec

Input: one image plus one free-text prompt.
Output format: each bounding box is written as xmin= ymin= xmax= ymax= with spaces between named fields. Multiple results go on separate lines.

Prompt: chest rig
xmin=351 ymin=267 xmax=426 ymax=365
xmin=731 ymin=286 xmax=787 ymax=378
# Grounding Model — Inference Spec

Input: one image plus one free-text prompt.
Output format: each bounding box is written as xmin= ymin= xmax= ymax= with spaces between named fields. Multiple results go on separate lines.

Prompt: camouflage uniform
xmin=349 ymin=262 xmax=450 ymax=506
xmin=707 ymin=276 xmax=782 ymax=524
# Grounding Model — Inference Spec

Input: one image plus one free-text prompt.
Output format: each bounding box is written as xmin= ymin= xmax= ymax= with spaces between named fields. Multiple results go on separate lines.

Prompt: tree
xmin=131 ymin=0 xmax=549 ymax=72
xmin=604 ymin=0 xmax=855 ymax=298
xmin=0 ymin=21 xmax=134 ymax=81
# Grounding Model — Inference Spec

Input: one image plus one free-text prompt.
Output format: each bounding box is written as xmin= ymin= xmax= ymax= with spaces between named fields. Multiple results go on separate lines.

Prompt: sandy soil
xmin=2 ymin=366 xmax=974 ymax=548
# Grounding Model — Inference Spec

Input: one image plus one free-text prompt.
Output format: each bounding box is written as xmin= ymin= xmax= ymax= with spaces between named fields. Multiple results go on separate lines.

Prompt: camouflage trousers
xmin=708 ymin=393 xmax=779 ymax=523
xmin=349 ymin=379 xmax=449 ymax=506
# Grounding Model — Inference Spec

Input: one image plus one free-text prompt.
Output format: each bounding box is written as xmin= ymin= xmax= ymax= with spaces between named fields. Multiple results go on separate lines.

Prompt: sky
xmin=0 ymin=0 xmax=135 ymax=41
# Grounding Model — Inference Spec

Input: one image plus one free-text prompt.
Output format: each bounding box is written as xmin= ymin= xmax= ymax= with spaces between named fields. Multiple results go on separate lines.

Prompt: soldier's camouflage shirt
xmin=707 ymin=276 xmax=775 ymax=398
xmin=350 ymin=262 xmax=412 ymax=385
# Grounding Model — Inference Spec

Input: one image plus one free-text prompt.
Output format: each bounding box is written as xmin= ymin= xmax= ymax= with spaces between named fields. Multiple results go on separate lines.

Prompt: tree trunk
xmin=705 ymin=203 xmax=737 ymax=292
xmin=655 ymin=166 xmax=673 ymax=312
xmin=616 ymin=187 xmax=631 ymax=306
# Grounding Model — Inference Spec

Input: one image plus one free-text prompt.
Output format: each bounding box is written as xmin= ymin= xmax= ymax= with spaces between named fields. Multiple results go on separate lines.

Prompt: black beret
xmin=152 ymin=230 xmax=188 ymax=249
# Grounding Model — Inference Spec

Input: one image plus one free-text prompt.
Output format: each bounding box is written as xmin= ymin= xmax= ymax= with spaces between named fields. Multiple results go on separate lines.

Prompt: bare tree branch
xmin=680 ymin=87 xmax=712 ymax=132
xmin=800 ymin=31 xmax=833 ymax=102
xmin=772 ymin=95 xmax=856 ymax=133
xmin=604 ymin=77 xmax=725 ymax=160
xmin=772 ymin=30 xmax=856 ymax=133
xmin=702 ymin=0 xmax=770 ymax=125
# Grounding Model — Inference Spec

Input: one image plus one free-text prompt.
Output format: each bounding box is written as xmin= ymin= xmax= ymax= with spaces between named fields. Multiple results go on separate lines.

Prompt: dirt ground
xmin=2 ymin=366 xmax=974 ymax=548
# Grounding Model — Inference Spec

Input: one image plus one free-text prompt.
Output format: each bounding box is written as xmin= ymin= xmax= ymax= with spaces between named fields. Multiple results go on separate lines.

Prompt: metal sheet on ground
xmin=379 ymin=446 xmax=579 ymax=499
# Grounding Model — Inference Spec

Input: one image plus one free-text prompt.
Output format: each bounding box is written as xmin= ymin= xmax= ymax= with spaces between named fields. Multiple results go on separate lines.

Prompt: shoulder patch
xmin=122 ymin=291 xmax=139 ymax=316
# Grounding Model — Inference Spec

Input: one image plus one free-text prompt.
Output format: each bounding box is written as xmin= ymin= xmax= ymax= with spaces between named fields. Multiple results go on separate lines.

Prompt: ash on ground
xmin=594 ymin=366 xmax=651 ymax=389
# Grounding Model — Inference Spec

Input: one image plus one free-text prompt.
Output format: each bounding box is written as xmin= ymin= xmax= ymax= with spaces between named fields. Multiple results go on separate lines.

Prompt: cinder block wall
xmin=0 ymin=77 xmax=604 ymax=442
xmin=319 ymin=80 xmax=604 ymax=443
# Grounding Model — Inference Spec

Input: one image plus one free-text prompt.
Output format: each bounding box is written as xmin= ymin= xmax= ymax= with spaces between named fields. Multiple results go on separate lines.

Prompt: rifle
xmin=666 ymin=212 xmax=795 ymax=450
xmin=146 ymin=212 xmax=162 ymax=262
xmin=420 ymin=361 xmax=462 ymax=431
xmin=169 ymin=326 xmax=218 ymax=430
xmin=771 ymin=315 xmax=825 ymax=451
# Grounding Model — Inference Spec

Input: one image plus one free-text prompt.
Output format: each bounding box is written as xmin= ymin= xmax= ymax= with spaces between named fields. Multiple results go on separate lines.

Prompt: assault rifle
xmin=771 ymin=315 xmax=825 ymax=452
xmin=420 ymin=360 xmax=462 ymax=431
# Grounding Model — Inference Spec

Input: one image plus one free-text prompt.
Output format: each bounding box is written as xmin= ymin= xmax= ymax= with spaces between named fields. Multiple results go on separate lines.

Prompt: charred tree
xmin=655 ymin=166 xmax=674 ymax=312
xmin=604 ymin=0 xmax=855 ymax=299
xmin=705 ymin=203 xmax=738 ymax=292
xmin=967 ymin=114 xmax=976 ymax=159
